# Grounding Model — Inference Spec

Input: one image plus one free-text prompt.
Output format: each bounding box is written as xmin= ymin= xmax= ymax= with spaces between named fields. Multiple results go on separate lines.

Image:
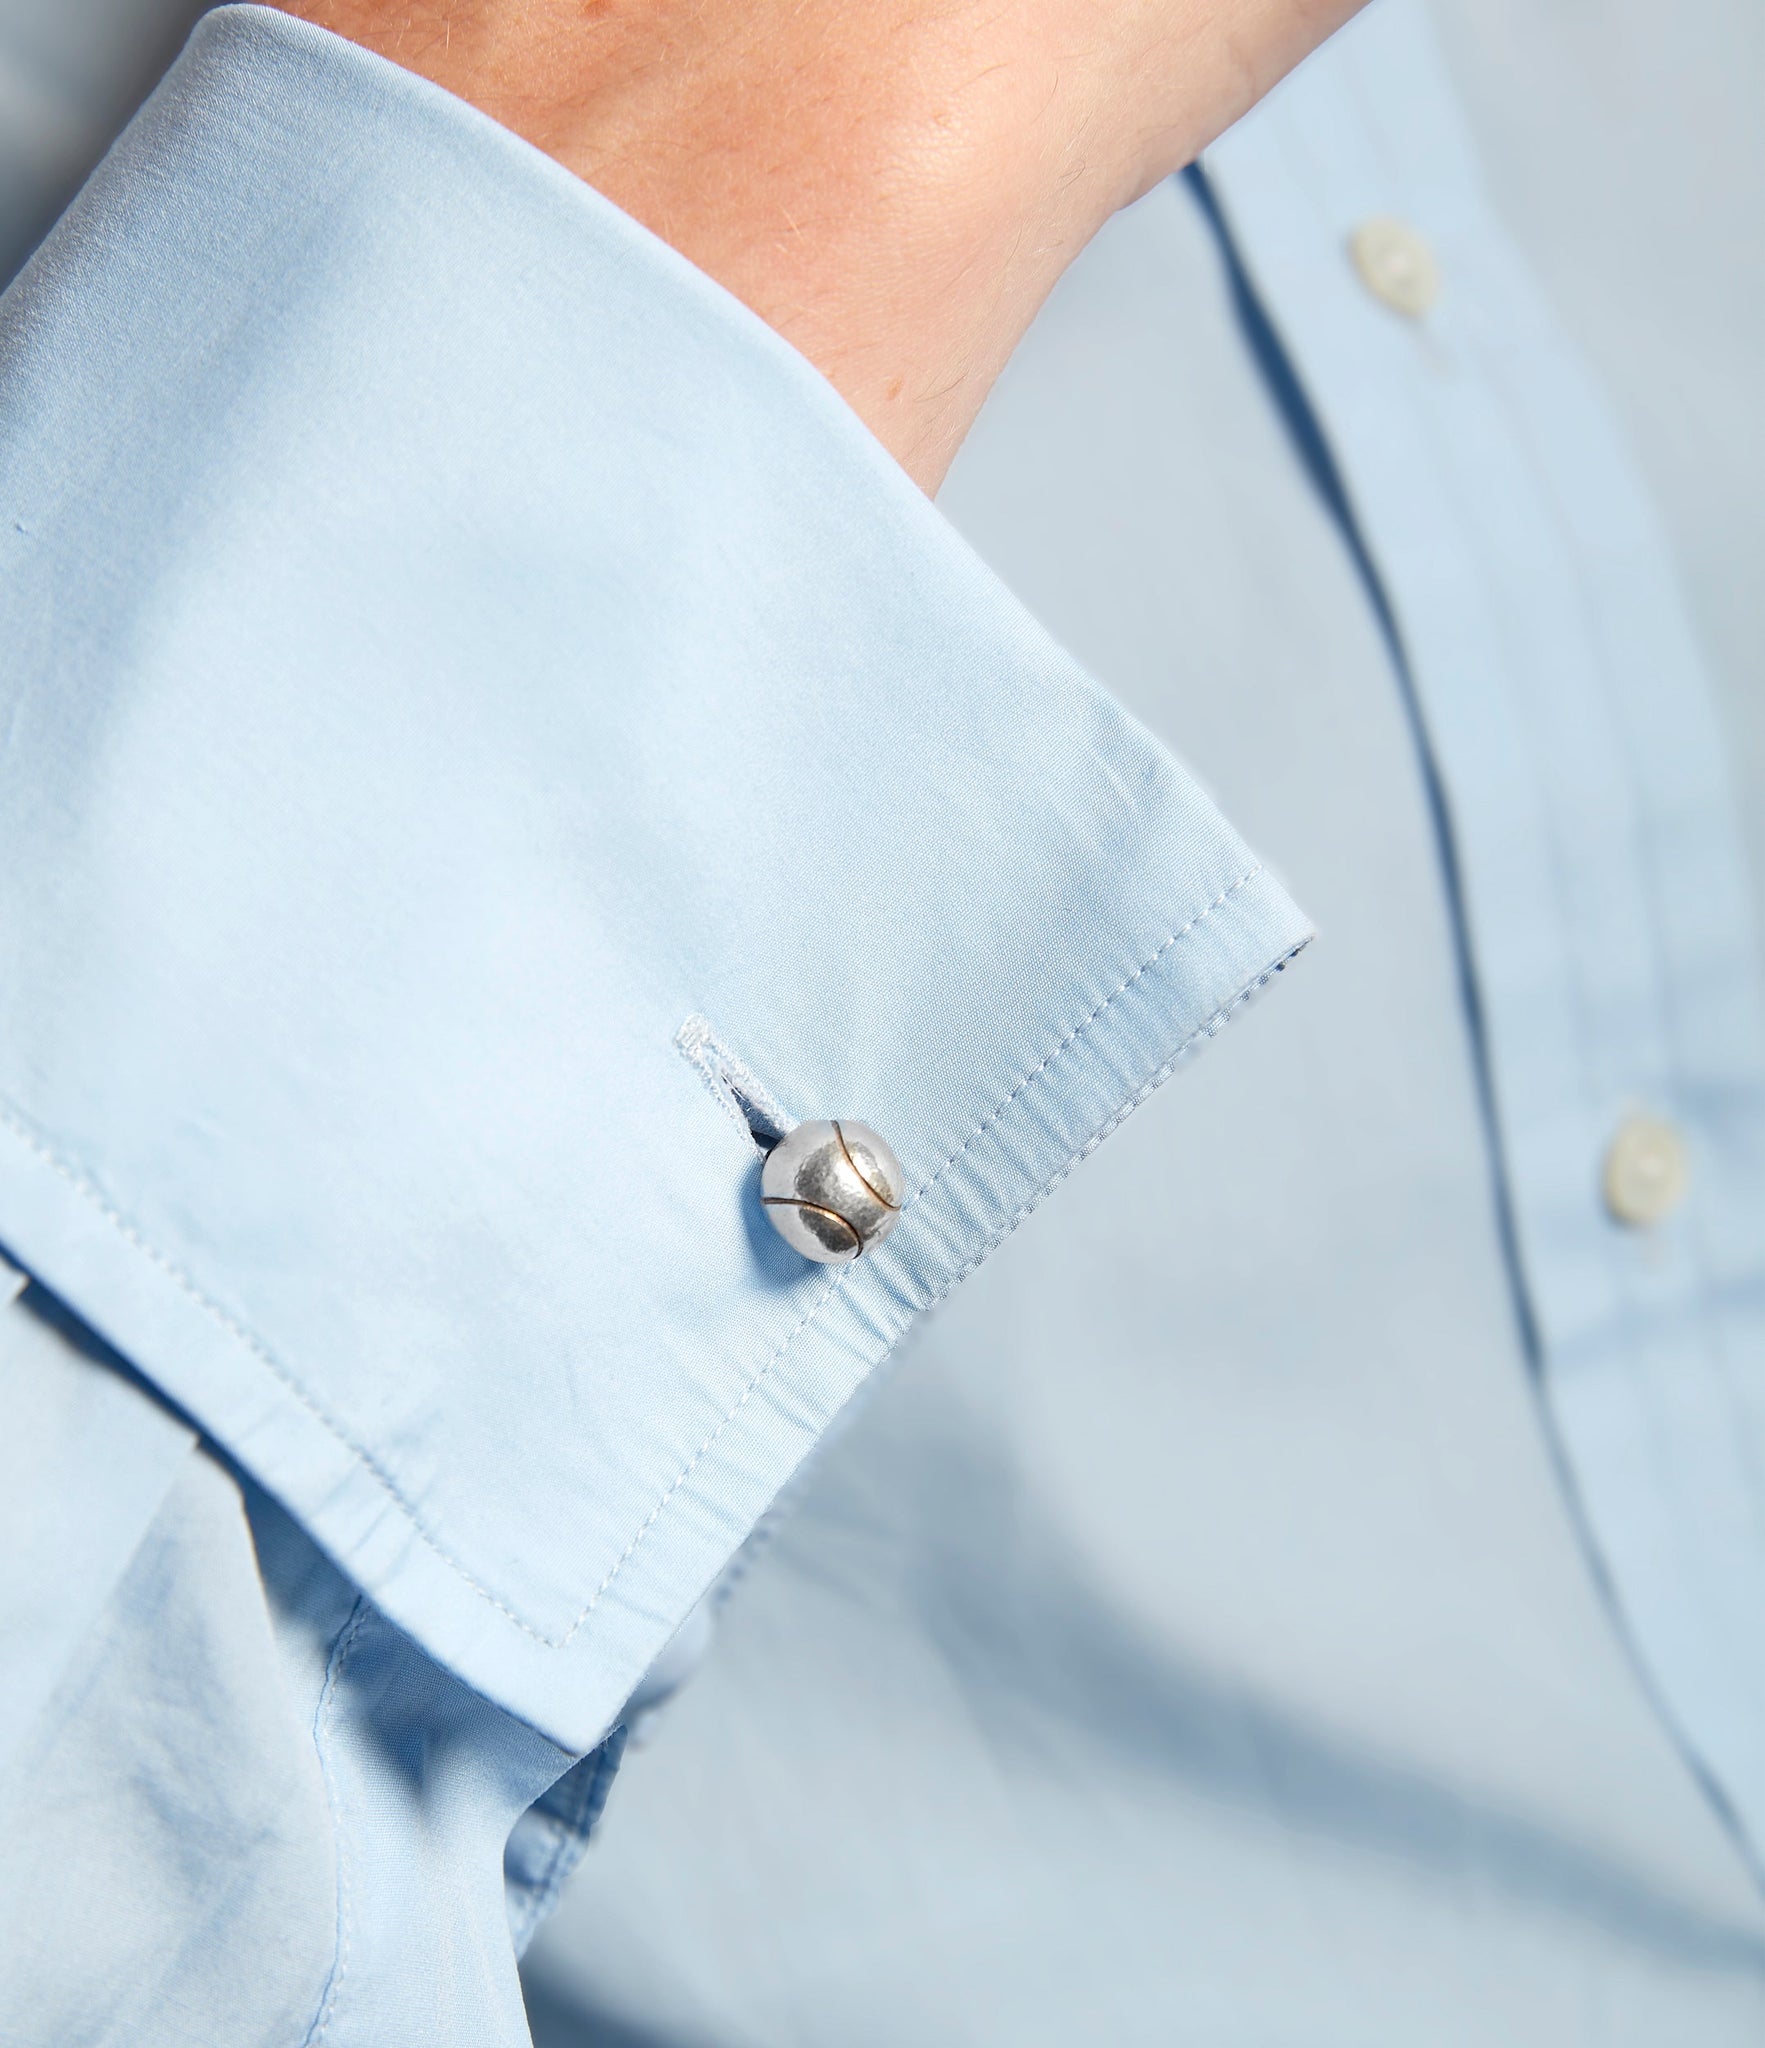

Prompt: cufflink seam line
xmin=759 ymin=1194 xmax=863 ymax=1256
xmin=834 ymin=1119 xmax=901 ymax=1212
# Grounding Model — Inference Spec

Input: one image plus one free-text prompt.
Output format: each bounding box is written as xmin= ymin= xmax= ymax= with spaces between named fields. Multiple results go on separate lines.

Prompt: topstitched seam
xmin=0 ymin=1095 xmax=556 ymax=1641
xmin=302 ymin=1597 xmax=370 ymax=2048
xmin=905 ymin=867 xmax=1263 ymax=1200
xmin=0 ymin=862 xmax=1270 ymax=1650
xmin=578 ymin=870 xmax=1272 ymax=1625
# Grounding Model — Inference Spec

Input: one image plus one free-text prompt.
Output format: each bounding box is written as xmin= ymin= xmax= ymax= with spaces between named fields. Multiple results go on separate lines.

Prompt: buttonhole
xmin=675 ymin=1015 xmax=794 ymax=1154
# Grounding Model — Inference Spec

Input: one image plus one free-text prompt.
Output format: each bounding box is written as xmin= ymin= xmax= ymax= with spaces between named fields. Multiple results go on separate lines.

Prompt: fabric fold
xmin=0 ymin=4 xmax=1310 ymax=1748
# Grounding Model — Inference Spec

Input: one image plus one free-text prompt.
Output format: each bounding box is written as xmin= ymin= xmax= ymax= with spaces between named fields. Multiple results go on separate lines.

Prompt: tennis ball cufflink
xmin=760 ymin=1120 xmax=904 ymax=1265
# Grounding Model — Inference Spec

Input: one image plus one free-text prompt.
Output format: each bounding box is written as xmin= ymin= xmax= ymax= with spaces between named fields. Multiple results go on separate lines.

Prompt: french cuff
xmin=0 ymin=5 xmax=1310 ymax=1750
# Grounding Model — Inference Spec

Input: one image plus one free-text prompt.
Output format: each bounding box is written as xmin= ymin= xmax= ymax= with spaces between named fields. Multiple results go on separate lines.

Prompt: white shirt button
xmin=1603 ymin=1113 xmax=1690 ymax=1227
xmin=1348 ymin=217 xmax=1440 ymax=318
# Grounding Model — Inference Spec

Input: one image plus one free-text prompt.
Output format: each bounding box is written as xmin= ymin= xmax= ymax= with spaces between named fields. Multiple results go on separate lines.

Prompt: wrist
xmin=281 ymin=1 xmax=1127 ymax=489
xmin=274 ymin=1 xmax=1356 ymax=489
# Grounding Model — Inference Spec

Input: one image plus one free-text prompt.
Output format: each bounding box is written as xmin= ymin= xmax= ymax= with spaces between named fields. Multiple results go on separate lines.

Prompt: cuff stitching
xmin=907 ymin=866 xmax=1263 ymax=1202
xmin=0 ymin=1096 xmax=567 ymax=1644
xmin=577 ymin=876 xmax=1296 ymax=1630
xmin=0 ymin=864 xmax=1289 ymax=1655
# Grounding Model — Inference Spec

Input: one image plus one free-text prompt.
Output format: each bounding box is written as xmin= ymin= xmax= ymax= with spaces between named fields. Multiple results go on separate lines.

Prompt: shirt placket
xmin=1204 ymin=0 xmax=1765 ymax=1876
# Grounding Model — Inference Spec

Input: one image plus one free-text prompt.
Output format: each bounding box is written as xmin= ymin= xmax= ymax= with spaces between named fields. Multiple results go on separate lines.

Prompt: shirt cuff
xmin=0 ymin=3 xmax=1310 ymax=1750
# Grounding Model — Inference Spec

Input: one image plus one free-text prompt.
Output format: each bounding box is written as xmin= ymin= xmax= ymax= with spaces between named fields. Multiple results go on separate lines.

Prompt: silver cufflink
xmin=761 ymin=1120 xmax=903 ymax=1264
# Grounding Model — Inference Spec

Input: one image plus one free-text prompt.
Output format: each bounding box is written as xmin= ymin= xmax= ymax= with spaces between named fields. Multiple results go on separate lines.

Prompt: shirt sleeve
xmin=0 ymin=2 xmax=1311 ymax=1752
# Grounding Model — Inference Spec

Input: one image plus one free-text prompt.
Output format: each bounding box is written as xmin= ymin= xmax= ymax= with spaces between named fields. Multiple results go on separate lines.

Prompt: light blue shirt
xmin=1 ymin=3 xmax=1762 ymax=2043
